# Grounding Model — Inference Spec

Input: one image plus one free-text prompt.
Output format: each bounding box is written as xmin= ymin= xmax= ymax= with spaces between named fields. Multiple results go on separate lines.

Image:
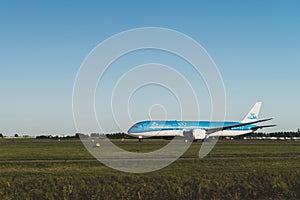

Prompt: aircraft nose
xmin=127 ymin=124 xmax=137 ymax=134
xmin=127 ymin=127 xmax=133 ymax=133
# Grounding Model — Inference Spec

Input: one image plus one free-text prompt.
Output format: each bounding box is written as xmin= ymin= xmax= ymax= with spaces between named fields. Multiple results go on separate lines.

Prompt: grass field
xmin=0 ymin=138 xmax=299 ymax=199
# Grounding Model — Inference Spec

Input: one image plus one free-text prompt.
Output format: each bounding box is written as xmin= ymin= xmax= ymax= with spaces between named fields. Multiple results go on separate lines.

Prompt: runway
xmin=0 ymin=155 xmax=299 ymax=164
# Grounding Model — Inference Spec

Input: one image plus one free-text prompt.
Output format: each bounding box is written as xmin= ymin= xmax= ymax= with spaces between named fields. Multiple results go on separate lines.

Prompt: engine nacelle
xmin=192 ymin=129 xmax=206 ymax=140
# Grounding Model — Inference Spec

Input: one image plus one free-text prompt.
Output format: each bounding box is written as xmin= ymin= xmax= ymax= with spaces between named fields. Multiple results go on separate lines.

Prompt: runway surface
xmin=0 ymin=155 xmax=299 ymax=164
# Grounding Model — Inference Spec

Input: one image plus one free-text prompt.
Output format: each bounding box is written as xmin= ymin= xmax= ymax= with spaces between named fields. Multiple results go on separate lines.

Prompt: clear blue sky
xmin=0 ymin=1 xmax=299 ymax=135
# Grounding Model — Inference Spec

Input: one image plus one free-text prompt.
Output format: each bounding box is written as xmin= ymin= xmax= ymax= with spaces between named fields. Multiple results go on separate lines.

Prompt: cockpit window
xmin=133 ymin=123 xmax=143 ymax=128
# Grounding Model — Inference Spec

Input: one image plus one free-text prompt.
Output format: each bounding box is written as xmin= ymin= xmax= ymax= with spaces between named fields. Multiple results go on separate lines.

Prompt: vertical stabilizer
xmin=241 ymin=102 xmax=262 ymax=123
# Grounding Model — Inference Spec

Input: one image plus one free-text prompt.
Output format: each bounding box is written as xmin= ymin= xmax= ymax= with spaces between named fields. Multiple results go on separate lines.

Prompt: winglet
xmin=241 ymin=102 xmax=262 ymax=123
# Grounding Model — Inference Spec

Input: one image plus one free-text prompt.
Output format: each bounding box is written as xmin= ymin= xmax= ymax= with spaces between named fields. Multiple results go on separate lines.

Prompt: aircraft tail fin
xmin=241 ymin=102 xmax=262 ymax=123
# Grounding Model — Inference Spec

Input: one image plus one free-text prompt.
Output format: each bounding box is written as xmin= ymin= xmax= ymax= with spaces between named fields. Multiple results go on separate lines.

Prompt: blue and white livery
xmin=128 ymin=102 xmax=275 ymax=141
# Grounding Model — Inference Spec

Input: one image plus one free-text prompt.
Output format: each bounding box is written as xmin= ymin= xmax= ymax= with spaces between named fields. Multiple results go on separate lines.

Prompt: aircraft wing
xmin=250 ymin=124 xmax=277 ymax=131
xmin=205 ymin=118 xmax=273 ymax=134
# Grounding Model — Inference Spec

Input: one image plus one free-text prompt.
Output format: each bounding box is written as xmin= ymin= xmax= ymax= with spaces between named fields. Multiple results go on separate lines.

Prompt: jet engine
xmin=183 ymin=129 xmax=206 ymax=141
xmin=192 ymin=129 xmax=206 ymax=140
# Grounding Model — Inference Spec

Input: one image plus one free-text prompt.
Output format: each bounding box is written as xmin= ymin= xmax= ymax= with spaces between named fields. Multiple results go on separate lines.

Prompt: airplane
xmin=127 ymin=102 xmax=276 ymax=142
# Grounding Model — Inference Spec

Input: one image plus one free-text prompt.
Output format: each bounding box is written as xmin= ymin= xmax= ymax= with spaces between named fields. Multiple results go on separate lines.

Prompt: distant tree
xmin=0 ymin=133 xmax=3 ymax=138
xmin=14 ymin=133 xmax=19 ymax=137
xmin=36 ymin=135 xmax=50 ymax=139
xmin=106 ymin=132 xmax=126 ymax=139
xmin=298 ymin=129 xmax=300 ymax=134
xmin=75 ymin=133 xmax=89 ymax=139
xmin=90 ymin=133 xmax=100 ymax=138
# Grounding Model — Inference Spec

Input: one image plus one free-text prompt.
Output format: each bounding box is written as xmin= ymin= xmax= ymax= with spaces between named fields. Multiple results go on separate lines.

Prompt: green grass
xmin=1 ymin=138 xmax=299 ymax=160
xmin=0 ymin=159 xmax=299 ymax=199
xmin=0 ymin=143 xmax=91 ymax=160
xmin=0 ymin=138 xmax=300 ymax=199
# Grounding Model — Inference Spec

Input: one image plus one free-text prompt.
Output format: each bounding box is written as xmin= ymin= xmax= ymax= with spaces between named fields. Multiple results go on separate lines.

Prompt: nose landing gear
xmin=138 ymin=136 xmax=143 ymax=143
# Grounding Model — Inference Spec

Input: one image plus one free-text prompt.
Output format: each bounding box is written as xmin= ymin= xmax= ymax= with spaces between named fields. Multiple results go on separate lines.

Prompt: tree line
xmin=248 ymin=130 xmax=300 ymax=138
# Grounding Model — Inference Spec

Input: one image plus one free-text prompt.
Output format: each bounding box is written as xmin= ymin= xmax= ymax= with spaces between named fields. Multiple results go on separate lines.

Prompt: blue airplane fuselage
xmin=128 ymin=120 xmax=257 ymax=134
